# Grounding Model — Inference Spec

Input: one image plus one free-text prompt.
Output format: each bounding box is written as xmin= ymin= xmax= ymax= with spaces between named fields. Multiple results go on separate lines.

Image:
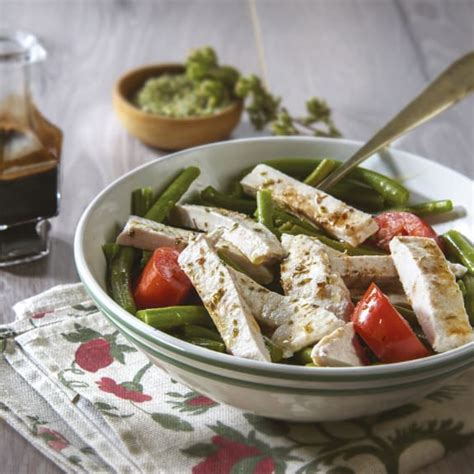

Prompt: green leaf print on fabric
xmin=79 ymin=446 xmax=96 ymax=455
xmin=71 ymin=304 xmax=98 ymax=314
xmin=387 ymin=419 xmax=474 ymax=453
xmin=151 ymin=413 xmax=194 ymax=432
xmin=0 ymin=328 xmax=16 ymax=353
xmin=371 ymin=404 xmax=421 ymax=424
xmin=229 ymin=455 xmax=268 ymax=474
xmin=182 ymin=443 xmax=219 ymax=458
xmin=166 ymin=390 xmax=218 ymax=415
xmin=243 ymin=414 xmax=290 ymax=437
xmin=58 ymin=367 xmax=90 ymax=389
xmin=61 ymin=324 xmax=101 ymax=343
xmin=109 ymin=344 xmax=136 ymax=364
xmin=425 ymin=385 xmax=467 ymax=403
xmin=94 ymin=402 xmax=134 ymax=419
xmin=68 ymin=455 xmax=82 ymax=465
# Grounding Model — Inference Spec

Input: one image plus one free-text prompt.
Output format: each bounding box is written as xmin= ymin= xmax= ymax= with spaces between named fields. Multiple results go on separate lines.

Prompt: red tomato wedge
xmin=134 ymin=247 xmax=192 ymax=310
xmin=352 ymin=283 xmax=430 ymax=363
xmin=372 ymin=211 xmax=442 ymax=251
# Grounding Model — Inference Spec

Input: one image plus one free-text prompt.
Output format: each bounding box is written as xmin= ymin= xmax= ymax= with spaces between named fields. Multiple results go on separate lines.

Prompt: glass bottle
xmin=0 ymin=30 xmax=62 ymax=266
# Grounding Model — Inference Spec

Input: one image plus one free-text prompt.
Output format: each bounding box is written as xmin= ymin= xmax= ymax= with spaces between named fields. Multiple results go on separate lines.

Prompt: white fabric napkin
xmin=1 ymin=283 xmax=473 ymax=473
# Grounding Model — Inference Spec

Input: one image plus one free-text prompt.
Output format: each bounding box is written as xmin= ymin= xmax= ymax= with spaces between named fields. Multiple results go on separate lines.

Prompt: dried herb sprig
xmin=185 ymin=46 xmax=341 ymax=137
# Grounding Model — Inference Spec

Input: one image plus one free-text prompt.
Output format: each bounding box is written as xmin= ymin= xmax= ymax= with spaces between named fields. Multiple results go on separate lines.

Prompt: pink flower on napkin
xmin=193 ymin=436 xmax=275 ymax=474
xmin=37 ymin=427 xmax=69 ymax=452
xmin=96 ymin=377 xmax=152 ymax=403
xmin=75 ymin=338 xmax=113 ymax=373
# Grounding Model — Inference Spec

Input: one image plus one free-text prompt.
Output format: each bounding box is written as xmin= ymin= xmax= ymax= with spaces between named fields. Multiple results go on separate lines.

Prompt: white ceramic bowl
xmin=74 ymin=137 xmax=474 ymax=421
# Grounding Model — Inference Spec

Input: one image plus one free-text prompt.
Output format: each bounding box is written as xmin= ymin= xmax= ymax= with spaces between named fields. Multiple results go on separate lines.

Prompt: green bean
xmin=305 ymin=363 xmax=317 ymax=367
xmin=393 ymin=304 xmax=418 ymax=327
xmin=145 ymin=166 xmax=200 ymax=222
xmin=263 ymin=158 xmax=410 ymax=206
xmin=458 ymin=280 xmax=467 ymax=296
xmin=462 ymin=274 xmax=474 ymax=326
xmin=283 ymin=224 xmax=318 ymax=237
xmin=140 ymin=250 xmax=153 ymax=270
xmin=304 ymin=159 xmax=384 ymax=210
xmin=443 ymin=230 xmax=474 ymax=274
xmin=293 ymin=347 xmax=314 ymax=365
xmin=264 ymin=337 xmax=284 ymax=363
xmin=272 ymin=209 xmax=319 ymax=232
xmin=263 ymin=158 xmax=320 ymax=178
xmin=304 ymin=159 xmax=339 ymax=187
xmin=393 ymin=200 xmax=453 ymax=216
xmin=256 ymin=189 xmax=278 ymax=236
xmin=110 ymin=246 xmax=137 ymax=315
xmin=102 ymin=243 xmax=120 ymax=295
xmin=330 ymin=181 xmax=384 ymax=211
xmin=229 ymin=180 xmax=244 ymax=198
xmin=284 ymin=224 xmax=385 ymax=256
xmin=102 ymin=243 xmax=120 ymax=263
xmin=136 ymin=306 xmax=212 ymax=329
xmin=189 ymin=195 xmax=214 ymax=207
xmin=182 ymin=325 xmax=223 ymax=342
xmin=278 ymin=222 xmax=294 ymax=233
xmin=350 ymin=168 xmax=409 ymax=207
xmin=131 ymin=187 xmax=154 ymax=217
xmin=183 ymin=337 xmax=226 ymax=353
xmin=200 ymin=186 xmax=257 ymax=215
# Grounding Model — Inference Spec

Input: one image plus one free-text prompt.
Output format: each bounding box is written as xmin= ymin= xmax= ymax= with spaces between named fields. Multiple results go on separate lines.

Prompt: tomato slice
xmin=352 ymin=283 xmax=430 ymax=363
xmin=372 ymin=211 xmax=442 ymax=251
xmin=134 ymin=247 xmax=192 ymax=310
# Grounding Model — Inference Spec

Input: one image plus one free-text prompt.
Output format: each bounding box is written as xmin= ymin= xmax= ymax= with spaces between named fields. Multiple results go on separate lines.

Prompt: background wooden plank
xmin=0 ymin=0 xmax=473 ymax=472
xmin=396 ymin=0 xmax=474 ymax=178
xmin=255 ymin=0 xmax=474 ymax=177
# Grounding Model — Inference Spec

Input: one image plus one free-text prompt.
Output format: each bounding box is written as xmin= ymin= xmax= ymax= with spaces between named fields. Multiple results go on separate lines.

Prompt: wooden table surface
xmin=0 ymin=0 xmax=473 ymax=472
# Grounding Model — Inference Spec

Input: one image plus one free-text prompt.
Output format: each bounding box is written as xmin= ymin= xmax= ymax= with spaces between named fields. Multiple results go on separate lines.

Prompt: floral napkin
xmin=1 ymin=284 xmax=473 ymax=474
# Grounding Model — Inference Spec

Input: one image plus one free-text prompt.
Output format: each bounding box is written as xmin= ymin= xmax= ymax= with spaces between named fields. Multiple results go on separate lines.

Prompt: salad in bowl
xmin=101 ymin=154 xmax=474 ymax=368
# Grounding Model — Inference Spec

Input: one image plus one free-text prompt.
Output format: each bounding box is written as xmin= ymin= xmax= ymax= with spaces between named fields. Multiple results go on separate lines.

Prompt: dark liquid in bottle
xmin=0 ymin=119 xmax=61 ymax=227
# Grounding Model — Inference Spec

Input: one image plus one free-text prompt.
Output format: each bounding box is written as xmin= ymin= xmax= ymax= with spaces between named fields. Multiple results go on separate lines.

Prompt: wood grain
xmin=0 ymin=0 xmax=473 ymax=472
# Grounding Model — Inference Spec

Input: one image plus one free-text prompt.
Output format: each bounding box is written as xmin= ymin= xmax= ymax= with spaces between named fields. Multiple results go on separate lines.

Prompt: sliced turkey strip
xmin=116 ymin=215 xmax=196 ymax=251
xmin=170 ymin=204 xmax=284 ymax=265
xmin=178 ymin=233 xmax=271 ymax=362
xmin=390 ymin=236 xmax=473 ymax=353
xmin=280 ymin=234 xmax=353 ymax=321
xmin=311 ymin=323 xmax=365 ymax=367
xmin=240 ymin=164 xmax=378 ymax=246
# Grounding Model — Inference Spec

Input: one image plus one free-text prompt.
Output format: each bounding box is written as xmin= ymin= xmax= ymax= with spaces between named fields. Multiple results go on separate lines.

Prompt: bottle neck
xmin=0 ymin=62 xmax=32 ymax=128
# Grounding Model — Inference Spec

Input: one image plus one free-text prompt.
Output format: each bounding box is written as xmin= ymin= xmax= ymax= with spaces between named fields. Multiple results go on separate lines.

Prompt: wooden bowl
xmin=113 ymin=63 xmax=244 ymax=150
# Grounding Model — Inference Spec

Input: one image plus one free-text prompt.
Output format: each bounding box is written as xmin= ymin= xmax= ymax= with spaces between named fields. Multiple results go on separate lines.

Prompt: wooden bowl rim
xmin=113 ymin=62 xmax=243 ymax=123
